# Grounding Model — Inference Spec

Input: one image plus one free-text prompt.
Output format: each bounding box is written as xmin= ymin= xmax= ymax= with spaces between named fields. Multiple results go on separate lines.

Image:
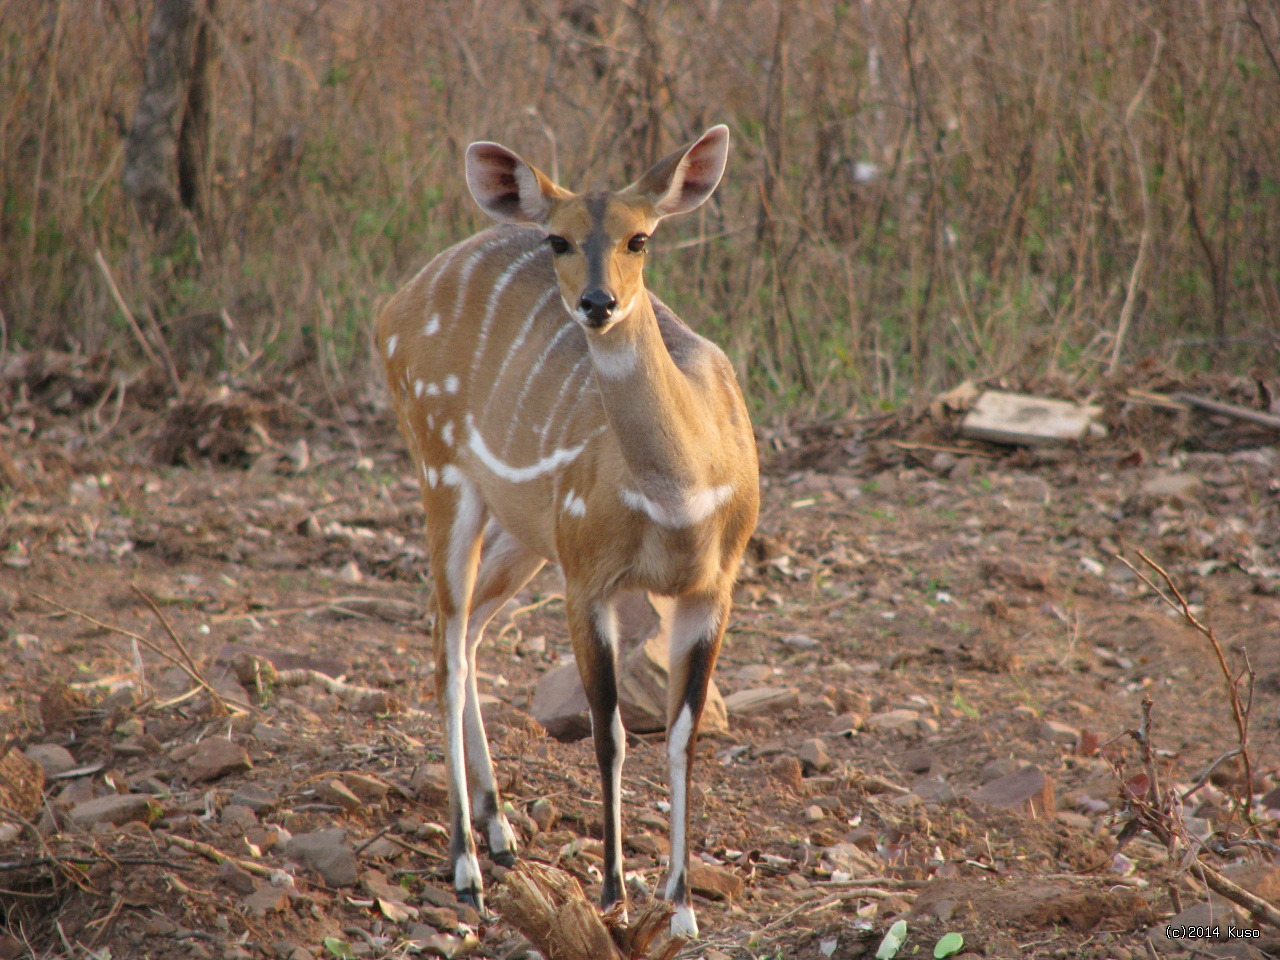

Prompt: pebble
xmin=184 ymin=738 xmax=252 ymax=783
xmin=23 ymin=743 xmax=76 ymax=777
xmin=796 ymin=738 xmax=832 ymax=774
xmin=285 ymin=828 xmax=359 ymax=887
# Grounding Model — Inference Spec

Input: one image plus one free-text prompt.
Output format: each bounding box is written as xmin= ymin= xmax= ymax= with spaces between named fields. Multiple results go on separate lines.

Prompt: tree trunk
xmin=123 ymin=0 xmax=213 ymax=239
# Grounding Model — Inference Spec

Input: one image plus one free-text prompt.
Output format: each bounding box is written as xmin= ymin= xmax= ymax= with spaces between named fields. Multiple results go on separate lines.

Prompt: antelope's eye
xmin=627 ymin=233 xmax=648 ymax=253
xmin=547 ymin=235 xmax=570 ymax=255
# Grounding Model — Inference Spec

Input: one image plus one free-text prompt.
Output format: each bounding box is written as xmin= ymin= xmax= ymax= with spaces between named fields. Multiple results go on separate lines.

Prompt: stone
xmin=286 ymin=828 xmax=358 ymax=887
xmin=185 ymin=738 xmax=251 ymax=783
xmin=67 ymin=794 xmax=156 ymax=828
xmin=770 ymin=755 xmax=804 ymax=793
xmin=1141 ymin=472 xmax=1201 ymax=502
xmin=229 ymin=782 xmax=278 ymax=813
xmin=341 ymin=772 xmax=391 ymax=802
xmin=627 ymin=833 xmax=669 ymax=857
xmin=528 ymin=797 xmax=557 ymax=832
xmin=970 ymin=764 xmax=1056 ymax=818
xmin=865 ymin=709 xmax=921 ymax=736
xmin=217 ymin=861 xmax=258 ymax=894
xmin=912 ymin=776 xmax=957 ymax=805
xmin=1038 ymin=720 xmax=1081 ymax=747
xmin=221 ymin=804 xmax=257 ymax=830
xmin=804 ymin=805 xmax=825 ymax=822
xmin=23 ymin=743 xmax=76 ymax=778
xmin=315 ymin=778 xmax=362 ymax=812
xmin=977 ymin=758 xmax=1021 ymax=784
xmin=531 ymin=593 xmax=728 ymax=740
xmin=687 ymin=862 xmax=744 ymax=901
xmin=723 ymin=687 xmax=800 ymax=717
xmin=361 ymin=868 xmax=410 ymax=904
xmin=411 ymin=765 xmax=449 ymax=806
xmin=796 ymin=738 xmax=832 ymax=774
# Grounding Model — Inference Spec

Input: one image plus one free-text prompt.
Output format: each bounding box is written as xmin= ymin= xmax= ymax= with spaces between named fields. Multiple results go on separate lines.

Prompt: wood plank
xmin=960 ymin=391 xmax=1104 ymax=446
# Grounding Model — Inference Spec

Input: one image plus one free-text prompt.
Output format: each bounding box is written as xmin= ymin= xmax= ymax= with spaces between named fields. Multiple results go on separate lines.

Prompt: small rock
xmin=723 ymin=686 xmax=800 ymax=717
xmin=627 ymin=833 xmax=670 ymax=857
xmin=315 ymin=778 xmax=362 ymax=812
xmin=67 ymin=794 xmax=156 ymax=829
xmin=341 ymin=772 xmax=391 ymax=802
xmin=337 ymin=561 xmax=363 ymax=583
xmin=771 ymin=755 xmax=804 ymax=793
xmin=229 ymin=782 xmax=278 ymax=813
xmin=528 ymin=797 xmax=557 ymax=832
xmin=911 ymin=776 xmax=957 ymax=805
xmin=797 ymin=738 xmax=832 ymax=774
xmin=688 ymin=862 xmax=744 ymax=901
xmin=865 ymin=709 xmax=920 ymax=736
xmin=977 ymin=758 xmax=1021 ymax=784
xmin=804 ymin=804 xmax=825 ymax=822
xmin=826 ymin=713 xmax=864 ymax=736
xmin=221 ymin=803 xmax=257 ymax=830
xmin=23 ymin=743 xmax=76 ymax=778
xmin=1141 ymin=472 xmax=1201 ymax=501
xmin=970 ymin=764 xmax=1056 ymax=817
xmin=217 ymin=861 xmax=258 ymax=895
xmin=411 ymin=765 xmax=450 ymax=806
xmin=185 ymin=738 xmax=251 ymax=783
xmin=735 ymin=664 xmax=775 ymax=685
xmin=286 ymin=828 xmax=358 ymax=887
xmin=1038 ymin=720 xmax=1081 ymax=747
xmin=361 ymin=868 xmax=411 ymax=904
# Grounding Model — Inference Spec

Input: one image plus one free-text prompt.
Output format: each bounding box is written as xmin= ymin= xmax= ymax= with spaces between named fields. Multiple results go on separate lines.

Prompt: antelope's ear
xmin=626 ymin=125 xmax=729 ymax=219
xmin=465 ymin=142 xmax=565 ymax=225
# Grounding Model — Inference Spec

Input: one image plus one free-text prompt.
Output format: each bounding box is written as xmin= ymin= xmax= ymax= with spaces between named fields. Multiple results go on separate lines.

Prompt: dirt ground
xmin=1 ymin=352 xmax=1279 ymax=960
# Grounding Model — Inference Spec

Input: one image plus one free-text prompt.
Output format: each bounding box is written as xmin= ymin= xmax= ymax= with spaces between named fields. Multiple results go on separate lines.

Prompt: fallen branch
xmin=160 ymin=832 xmax=280 ymax=881
xmin=1171 ymin=392 xmax=1280 ymax=433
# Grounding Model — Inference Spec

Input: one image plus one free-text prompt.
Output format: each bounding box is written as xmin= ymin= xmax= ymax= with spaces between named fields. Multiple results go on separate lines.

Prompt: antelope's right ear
xmin=465 ymin=142 xmax=564 ymax=225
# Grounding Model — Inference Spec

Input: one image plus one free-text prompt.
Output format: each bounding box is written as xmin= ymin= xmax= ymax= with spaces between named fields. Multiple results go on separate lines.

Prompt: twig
xmin=0 ymin=856 xmax=192 ymax=872
xmin=1198 ymin=860 xmax=1280 ymax=930
xmin=160 ymin=832 xmax=281 ymax=880
xmin=0 ymin=804 xmax=91 ymax=891
xmin=32 ymin=592 xmax=245 ymax=715
xmin=93 ymin=249 xmax=181 ymax=393
xmin=1171 ymin=392 xmax=1280 ymax=433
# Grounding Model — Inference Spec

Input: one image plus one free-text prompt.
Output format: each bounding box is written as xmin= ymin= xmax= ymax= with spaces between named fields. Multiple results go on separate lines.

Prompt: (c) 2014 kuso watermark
xmin=1164 ymin=924 xmax=1260 ymax=941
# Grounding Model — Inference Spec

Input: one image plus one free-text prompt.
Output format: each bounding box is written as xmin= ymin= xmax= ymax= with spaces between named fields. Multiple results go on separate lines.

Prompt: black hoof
xmin=491 ymin=849 xmax=518 ymax=869
xmin=455 ymin=887 xmax=485 ymax=915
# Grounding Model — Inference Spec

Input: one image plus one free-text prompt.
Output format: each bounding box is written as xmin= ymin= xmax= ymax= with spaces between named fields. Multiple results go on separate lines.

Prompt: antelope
xmin=376 ymin=125 xmax=758 ymax=938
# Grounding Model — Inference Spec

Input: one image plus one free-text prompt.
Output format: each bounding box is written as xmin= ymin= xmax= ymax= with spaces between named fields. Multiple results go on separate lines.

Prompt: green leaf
xmin=875 ymin=919 xmax=908 ymax=959
xmin=934 ymin=932 xmax=965 ymax=958
xmin=323 ymin=938 xmax=355 ymax=959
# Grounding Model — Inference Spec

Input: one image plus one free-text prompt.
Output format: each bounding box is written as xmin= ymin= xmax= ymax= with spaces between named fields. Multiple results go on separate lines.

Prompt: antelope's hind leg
xmin=462 ymin=520 xmax=545 ymax=867
xmin=427 ymin=476 xmax=489 ymax=910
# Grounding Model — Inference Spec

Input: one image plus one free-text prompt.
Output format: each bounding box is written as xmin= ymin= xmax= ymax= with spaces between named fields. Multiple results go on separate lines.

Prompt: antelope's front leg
xmin=567 ymin=593 xmax=627 ymax=910
xmin=664 ymin=593 xmax=730 ymax=939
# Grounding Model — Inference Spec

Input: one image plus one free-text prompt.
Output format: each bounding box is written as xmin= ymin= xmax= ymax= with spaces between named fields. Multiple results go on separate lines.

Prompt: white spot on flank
xmin=423 ymin=313 xmax=441 ymax=336
xmin=425 ymin=467 xmax=439 ymax=488
xmin=444 ymin=374 xmax=460 ymax=394
xmin=441 ymin=465 xmax=464 ymax=487
xmin=442 ymin=421 xmax=455 ymax=447
xmin=620 ymin=484 xmax=734 ymax=529
xmin=562 ymin=490 xmax=586 ymax=517
xmin=427 ymin=413 xmax=435 ymax=430
xmin=426 ymin=382 xmax=441 ymax=396
xmin=468 ymin=414 xmax=602 ymax=483
xmin=413 ymin=379 xmax=425 ymax=398
xmin=386 ymin=334 xmax=399 ymax=359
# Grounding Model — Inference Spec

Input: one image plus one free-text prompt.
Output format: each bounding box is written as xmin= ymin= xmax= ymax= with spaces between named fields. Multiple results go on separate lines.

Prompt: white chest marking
xmin=468 ymin=415 xmax=602 ymax=483
xmin=620 ymin=484 xmax=734 ymax=529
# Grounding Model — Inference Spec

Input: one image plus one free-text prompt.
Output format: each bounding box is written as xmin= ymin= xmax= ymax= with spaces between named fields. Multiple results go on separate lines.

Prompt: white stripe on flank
xmin=620 ymin=483 xmax=734 ymax=529
xmin=423 ymin=313 xmax=441 ymax=336
xmin=537 ymin=355 xmax=591 ymax=446
xmin=468 ymin=414 xmax=601 ymax=484
xmin=469 ymin=247 xmax=543 ymax=384
xmin=425 ymin=467 xmax=438 ymax=489
xmin=451 ymin=234 xmax=517 ymax=321
xmin=414 ymin=379 xmax=425 ymax=398
xmin=441 ymin=464 xmax=464 ymax=487
xmin=442 ymin=421 xmax=455 ymax=447
xmin=501 ymin=318 xmax=579 ymax=450
xmin=561 ymin=490 xmax=586 ymax=517
xmin=444 ymin=374 xmax=460 ymax=394
xmin=386 ymin=334 xmax=399 ymax=359
xmin=482 ymin=286 xmax=557 ymax=425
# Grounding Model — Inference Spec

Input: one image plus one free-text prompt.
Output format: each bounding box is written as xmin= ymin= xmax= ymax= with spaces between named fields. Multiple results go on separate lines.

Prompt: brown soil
xmin=2 ymin=356 xmax=1278 ymax=960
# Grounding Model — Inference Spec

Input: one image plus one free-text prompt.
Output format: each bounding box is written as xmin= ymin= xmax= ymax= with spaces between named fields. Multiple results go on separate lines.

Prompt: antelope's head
xmin=465 ymin=126 xmax=729 ymax=332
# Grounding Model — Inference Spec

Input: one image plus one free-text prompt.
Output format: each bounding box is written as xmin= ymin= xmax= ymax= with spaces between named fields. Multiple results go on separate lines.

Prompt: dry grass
xmin=2 ymin=0 xmax=1279 ymax=416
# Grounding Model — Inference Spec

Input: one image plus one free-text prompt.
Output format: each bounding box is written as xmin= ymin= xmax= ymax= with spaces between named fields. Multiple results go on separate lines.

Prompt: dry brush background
xmin=2 ymin=0 xmax=1279 ymax=414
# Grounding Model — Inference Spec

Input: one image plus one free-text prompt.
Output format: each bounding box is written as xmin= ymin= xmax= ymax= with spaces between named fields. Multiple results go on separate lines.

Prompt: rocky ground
xmin=1 ymin=351 xmax=1279 ymax=960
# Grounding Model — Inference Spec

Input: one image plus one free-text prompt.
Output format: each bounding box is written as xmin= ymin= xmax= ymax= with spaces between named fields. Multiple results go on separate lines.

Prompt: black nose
xmin=578 ymin=289 xmax=617 ymax=325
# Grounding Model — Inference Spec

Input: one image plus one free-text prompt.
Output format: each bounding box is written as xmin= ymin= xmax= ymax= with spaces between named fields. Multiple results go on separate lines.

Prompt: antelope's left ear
xmin=626 ymin=125 xmax=729 ymax=219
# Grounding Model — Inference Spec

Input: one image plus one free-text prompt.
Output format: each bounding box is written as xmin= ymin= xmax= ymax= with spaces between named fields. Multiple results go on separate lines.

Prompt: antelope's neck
xmin=585 ymin=296 xmax=719 ymax=509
